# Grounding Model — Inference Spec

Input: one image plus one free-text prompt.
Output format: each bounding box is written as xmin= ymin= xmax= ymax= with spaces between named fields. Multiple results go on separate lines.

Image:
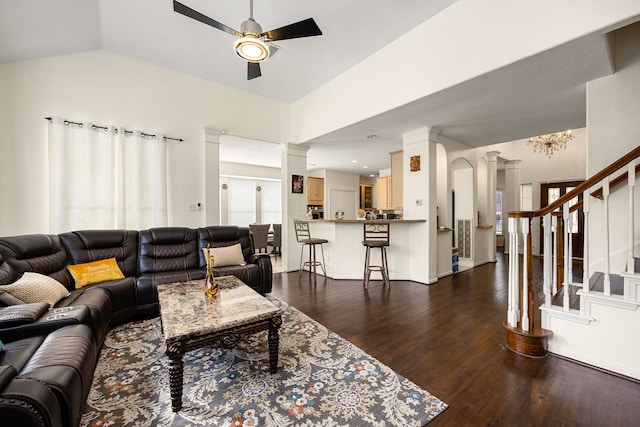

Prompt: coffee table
xmin=157 ymin=275 xmax=283 ymax=412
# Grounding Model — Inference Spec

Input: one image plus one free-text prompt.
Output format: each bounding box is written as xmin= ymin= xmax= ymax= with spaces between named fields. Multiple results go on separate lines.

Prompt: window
xmin=520 ymin=183 xmax=533 ymax=211
xmin=227 ymin=178 xmax=257 ymax=226
xmin=48 ymin=117 xmax=167 ymax=232
xmin=224 ymin=177 xmax=281 ymax=226
xmin=260 ymin=180 xmax=282 ymax=225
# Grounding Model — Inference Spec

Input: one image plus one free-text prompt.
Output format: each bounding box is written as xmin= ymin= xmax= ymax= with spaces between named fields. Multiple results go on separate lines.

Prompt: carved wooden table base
xmin=165 ymin=315 xmax=282 ymax=412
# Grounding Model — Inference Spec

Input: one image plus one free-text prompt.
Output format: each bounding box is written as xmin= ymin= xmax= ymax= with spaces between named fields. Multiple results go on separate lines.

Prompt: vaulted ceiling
xmin=1 ymin=1 xmax=635 ymax=173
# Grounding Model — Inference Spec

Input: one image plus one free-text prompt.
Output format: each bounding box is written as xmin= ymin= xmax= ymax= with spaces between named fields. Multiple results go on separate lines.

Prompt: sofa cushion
xmin=2 ymin=273 xmax=69 ymax=308
xmin=67 ymin=258 xmax=125 ymax=289
xmin=210 ymin=243 xmax=246 ymax=267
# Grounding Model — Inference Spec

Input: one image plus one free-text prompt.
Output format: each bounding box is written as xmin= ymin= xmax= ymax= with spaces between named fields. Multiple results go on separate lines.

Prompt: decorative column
xmin=402 ymin=126 xmax=439 ymax=284
xmin=202 ymin=127 xmax=222 ymax=226
xmin=487 ymin=151 xmax=500 ymax=262
xmin=503 ymin=160 xmax=522 ymax=254
xmin=280 ymin=143 xmax=310 ymax=273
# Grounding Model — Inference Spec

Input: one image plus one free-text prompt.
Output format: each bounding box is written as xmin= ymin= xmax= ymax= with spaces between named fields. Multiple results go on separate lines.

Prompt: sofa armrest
xmin=0 ymin=306 xmax=91 ymax=344
xmin=246 ymin=253 xmax=272 ymax=294
xmin=0 ymin=376 xmax=64 ymax=427
xmin=0 ymin=365 xmax=17 ymax=391
xmin=0 ymin=303 xmax=49 ymax=329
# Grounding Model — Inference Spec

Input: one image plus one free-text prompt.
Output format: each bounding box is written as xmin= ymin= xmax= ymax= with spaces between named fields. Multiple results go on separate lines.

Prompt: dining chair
xmin=249 ymin=223 xmax=270 ymax=254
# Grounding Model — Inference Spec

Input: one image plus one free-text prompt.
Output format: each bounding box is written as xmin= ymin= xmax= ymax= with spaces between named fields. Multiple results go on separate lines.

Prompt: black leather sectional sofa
xmin=0 ymin=225 xmax=272 ymax=427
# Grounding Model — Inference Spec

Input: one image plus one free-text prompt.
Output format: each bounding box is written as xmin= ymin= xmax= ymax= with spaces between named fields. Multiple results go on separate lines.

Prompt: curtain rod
xmin=45 ymin=117 xmax=183 ymax=142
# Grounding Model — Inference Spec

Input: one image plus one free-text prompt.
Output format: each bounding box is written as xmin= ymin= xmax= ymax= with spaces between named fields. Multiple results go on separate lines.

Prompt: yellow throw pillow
xmin=211 ymin=243 xmax=246 ymax=267
xmin=68 ymin=258 xmax=125 ymax=289
xmin=2 ymin=272 xmax=70 ymax=308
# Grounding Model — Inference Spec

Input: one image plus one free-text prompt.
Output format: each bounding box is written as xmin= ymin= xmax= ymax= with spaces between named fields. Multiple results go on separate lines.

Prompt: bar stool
xmin=294 ymin=219 xmax=328 ymax=279
xmin=362 ymin=222 xmax=390 ymax=289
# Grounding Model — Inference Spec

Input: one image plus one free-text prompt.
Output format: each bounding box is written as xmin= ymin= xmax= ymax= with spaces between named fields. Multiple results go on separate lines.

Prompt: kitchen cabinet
xmin=307 ymin=177 xmax=324 ymax=205
xmin=376 ymin=176 xmax=392 ymax=210
xmin=359 ymin=184 xmax=373 ymax=209
xmin=390 ymin=150 xmax=403 ymax=209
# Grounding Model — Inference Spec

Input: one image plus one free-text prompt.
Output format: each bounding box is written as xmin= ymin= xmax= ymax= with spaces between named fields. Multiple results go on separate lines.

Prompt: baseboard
xmin=550 ymin=352 xmax=640 ymax=384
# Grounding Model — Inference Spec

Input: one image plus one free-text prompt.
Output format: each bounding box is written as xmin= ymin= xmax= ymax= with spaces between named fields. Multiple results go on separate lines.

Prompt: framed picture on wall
xmin=292 ymin=174 xmax=304 ymax=193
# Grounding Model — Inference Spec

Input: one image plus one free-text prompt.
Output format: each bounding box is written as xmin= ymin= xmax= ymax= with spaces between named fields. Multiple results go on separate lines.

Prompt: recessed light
xmin=363 ymin=165 xmax=369 ymax=169
xmin=351 ymin=160 xmax=358 ymax=163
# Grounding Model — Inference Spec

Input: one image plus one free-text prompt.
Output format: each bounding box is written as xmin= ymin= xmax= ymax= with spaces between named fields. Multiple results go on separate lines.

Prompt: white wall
xmin=0 ymin=51 xmax=290 ymax=235
xmin=587 ymin=22 xmax=640 ymax=272
xmin=220 ymin=162 xmax=281 ymax=180
xmin=323 ymin=170 xmax=360 ymax=220
xmin=290 ymin=0 xmax=640 ymax=144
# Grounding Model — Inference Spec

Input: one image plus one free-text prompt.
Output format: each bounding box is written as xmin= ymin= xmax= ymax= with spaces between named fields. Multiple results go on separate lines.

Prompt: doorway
xmin=540 ymin=181 xmax=584 ymax=258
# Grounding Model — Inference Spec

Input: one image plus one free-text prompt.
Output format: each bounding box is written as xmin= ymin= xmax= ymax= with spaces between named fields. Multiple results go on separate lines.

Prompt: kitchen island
xmin=305 ymin=219 xmax=430 ymax=284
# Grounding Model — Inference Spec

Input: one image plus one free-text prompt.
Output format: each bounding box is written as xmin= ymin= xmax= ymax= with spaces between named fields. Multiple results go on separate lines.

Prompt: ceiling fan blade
xmin=262 ymin=18 xmax=322 ymax=41
xmin=248 ymin=62 xmax=262 ymax=80
xmin=173 ymin=0 xmax=240 ymax=37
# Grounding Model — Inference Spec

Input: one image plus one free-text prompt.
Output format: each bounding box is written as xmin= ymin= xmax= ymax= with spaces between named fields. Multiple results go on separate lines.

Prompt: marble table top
xmin=157 ymin=275 xmax=283 ymax=341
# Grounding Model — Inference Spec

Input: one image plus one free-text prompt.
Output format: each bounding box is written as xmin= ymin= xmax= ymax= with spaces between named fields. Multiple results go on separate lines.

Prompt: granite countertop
xmin=306 ymin=219 xmax=426 ymax=223
xmin=157 ymin=276 xmax=283 ymax=341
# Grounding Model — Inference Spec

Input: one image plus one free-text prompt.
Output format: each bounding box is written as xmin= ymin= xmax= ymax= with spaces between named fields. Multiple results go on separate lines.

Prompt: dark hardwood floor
xmin=270 ymin=252 xmax=640 ymax=426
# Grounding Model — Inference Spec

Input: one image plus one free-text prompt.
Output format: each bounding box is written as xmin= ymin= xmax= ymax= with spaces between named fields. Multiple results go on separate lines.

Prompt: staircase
xmin=504 ymin=146 xmax=640 ymax=380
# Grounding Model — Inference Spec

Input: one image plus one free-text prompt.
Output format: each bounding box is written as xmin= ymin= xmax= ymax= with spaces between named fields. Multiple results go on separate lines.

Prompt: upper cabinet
xmin=359 ymin=184 xmax=373 ymax=209
xmin=390 ymin=150 xmax=403 ymax=209
xmin=376 ymin=176 xmax=392 ymax=210
xmin=307 ymin=176 xmax=324 ymax=205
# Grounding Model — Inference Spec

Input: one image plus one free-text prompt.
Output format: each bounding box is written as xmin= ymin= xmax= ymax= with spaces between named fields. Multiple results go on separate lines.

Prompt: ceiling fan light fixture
xmin=234 ymin=35 xmax=269 ymax=62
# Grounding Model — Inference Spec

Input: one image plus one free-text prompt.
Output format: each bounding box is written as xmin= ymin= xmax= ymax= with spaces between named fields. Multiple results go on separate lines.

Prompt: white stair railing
xmin=505 ymin=146 xmax=640 ymax=336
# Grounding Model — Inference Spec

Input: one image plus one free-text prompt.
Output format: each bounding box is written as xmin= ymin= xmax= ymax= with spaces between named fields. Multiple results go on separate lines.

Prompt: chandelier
xmin=528 ymin=130 xmax=575 ymax=157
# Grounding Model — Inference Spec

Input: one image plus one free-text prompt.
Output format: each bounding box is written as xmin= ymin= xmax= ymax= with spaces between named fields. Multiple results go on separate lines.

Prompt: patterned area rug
xmin=81 ymin=299 xmax=447 ymax=426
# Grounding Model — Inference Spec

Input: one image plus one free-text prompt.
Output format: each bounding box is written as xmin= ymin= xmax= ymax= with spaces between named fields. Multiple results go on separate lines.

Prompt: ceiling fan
xmin=173 ymin=0 xmax=323 ymax=80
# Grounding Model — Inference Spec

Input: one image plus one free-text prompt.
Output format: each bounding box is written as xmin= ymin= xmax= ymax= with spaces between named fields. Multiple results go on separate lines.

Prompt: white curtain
xmin=48 ymin=117 xmax=167 ymax=232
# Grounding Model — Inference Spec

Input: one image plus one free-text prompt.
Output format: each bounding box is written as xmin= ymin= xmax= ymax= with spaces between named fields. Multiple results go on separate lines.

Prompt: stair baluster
xmin=522 ymin=218 xmax=530 ymax=331
xmin=552 ymin=215 xmax=558 ymax=294
xmin=582 ymin=189 xmax=590 ymax=293
xmin=507 ymin=217 xmax=519 ymax=327
xmin=603 ymin=177 xmax=611 ymax=296
xmin=543 ymin=213 xmax=552 ymax=307
xmin=628 ymin=160 xmax=636 ymax=274
xmin=563 ymin=202 xmax=571 ymax=311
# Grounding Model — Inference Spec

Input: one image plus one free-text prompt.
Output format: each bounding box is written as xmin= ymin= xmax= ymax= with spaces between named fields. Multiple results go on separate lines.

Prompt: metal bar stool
xmin=294 ymin=219 xmax=327 ymax=279
xmin=362 ymin=222 xmax=390 ymax=289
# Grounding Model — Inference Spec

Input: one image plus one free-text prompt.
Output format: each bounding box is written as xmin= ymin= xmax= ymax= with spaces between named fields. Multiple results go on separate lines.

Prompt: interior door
xmin=540 ymin=181 xmax=584 ymax=258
